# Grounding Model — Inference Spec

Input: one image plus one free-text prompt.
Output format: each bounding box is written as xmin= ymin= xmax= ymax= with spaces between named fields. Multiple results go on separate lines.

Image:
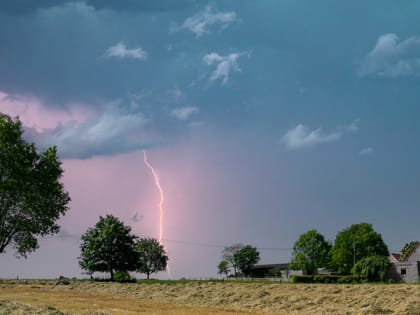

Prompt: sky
xmin=1 ymin=0 xmax=420 ymax=280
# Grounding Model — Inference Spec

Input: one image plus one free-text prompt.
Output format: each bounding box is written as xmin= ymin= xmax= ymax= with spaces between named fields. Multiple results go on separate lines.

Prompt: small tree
xmin=234 ymin=245 xmax=260 ymax=277
xmin=221 ymin=244 xmax=244 ymax=277
xmin=330 ymin=223 xmax=389 ymax=274
xmin=290 ymin=229 xmax=331 ymax=275
xmin=135 ymin=237 xmax=168 ymax=280
xmin=352 ymin=255 xmax=389 ymax=282
xmin=79 ymin=215 xmax=137 ymax=280
xmin=217 ymin=260 xmax=230 ymax=277
xmin=0 ymin=114 xmax=70 ymax=257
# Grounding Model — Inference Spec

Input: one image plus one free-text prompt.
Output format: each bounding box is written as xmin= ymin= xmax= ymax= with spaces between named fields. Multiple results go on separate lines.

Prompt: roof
xmin=389 ymin=253 xmax=401 ymax=263
xmin=400 ymin=242 xmax=420 ymax=261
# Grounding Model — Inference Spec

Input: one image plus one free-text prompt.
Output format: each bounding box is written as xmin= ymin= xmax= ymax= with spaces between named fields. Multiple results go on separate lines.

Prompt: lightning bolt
xmin=143 ymin=150 xmax=164 ymax=242
xmin=143 ymin=150 xmax=172 ymax=279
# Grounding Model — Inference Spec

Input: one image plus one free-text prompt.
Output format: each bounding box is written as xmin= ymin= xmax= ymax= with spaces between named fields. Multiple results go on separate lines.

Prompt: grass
xmin=0 ymin=279 xmax=419 ymax=314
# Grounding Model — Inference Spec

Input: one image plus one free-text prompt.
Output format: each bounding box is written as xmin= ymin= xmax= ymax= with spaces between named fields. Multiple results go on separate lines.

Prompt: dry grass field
xmin=1 ymin=279 xmax=420 ymax=315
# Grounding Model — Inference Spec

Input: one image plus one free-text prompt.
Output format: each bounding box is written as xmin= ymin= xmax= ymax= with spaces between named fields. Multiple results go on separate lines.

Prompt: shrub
xmin=291 ymin=275 xmax=364 ymax=284
xmin=352 ymin=255 xmax=389 ymax=282
xmin=113 ymin=270 xmax=133 ymax=283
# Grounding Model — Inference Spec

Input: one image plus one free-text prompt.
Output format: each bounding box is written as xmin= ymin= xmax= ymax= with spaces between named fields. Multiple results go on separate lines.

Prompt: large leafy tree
xmin=330 ymin=223 xmax=389 ymax=274
xmin=234 ymin=245 xmax=260 ymax=276
xmin=135 ymin=237 xmax=168 ymax=280
xmin=79 ymin=215 xmax=137 ymax=280
xmin=290 ymin=229 xmax=331 ymax=275
xmin=0 ymin=114 xmax=70 ymax=257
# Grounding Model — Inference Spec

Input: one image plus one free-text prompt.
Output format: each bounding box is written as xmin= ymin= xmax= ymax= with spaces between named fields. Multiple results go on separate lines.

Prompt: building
xmin=248 ymin=263 xmax=302 ymax=280
xmin=388 ymin=242 xmax=420 ymax=283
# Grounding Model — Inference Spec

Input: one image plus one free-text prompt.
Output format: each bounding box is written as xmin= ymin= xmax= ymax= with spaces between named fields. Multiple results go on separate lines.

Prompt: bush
xmin=337 ymin=275 xmax=364 ymax=283
xmin=113 ymin=270 xmax=133 ymax=283
xmin=265 ymin=268 xmax=282 ymax=278
xmin=291 ymin=275 xmax=364 ymax=284
xmin=56 ymin=276 xmax=70 ymax=285
xmin=352 ymin=255 xmax=389 ymax=282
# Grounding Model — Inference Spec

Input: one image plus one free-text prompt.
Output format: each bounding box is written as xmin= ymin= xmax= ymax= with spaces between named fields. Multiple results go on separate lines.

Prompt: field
xmin=1 ymin=279 xmax=420 ymax=315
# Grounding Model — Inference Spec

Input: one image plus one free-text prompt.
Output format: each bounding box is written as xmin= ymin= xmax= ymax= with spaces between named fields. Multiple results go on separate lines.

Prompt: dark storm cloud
xmin=86 ymin=0 xmax=196 ymax=12
xmin=0 ymin=0 xmax=66 ymax=15
xmin=0 ymin=0 xmax=196 ymax=15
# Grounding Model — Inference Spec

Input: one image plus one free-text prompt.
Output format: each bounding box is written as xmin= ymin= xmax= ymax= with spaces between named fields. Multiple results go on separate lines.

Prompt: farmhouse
xmin=388 ymin=242 xmax=420 ymax=283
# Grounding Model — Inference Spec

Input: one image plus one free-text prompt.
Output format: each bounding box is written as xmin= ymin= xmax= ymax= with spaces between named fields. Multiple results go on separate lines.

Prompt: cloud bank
xmin=359 ymin=33 xmax=420 ymax=77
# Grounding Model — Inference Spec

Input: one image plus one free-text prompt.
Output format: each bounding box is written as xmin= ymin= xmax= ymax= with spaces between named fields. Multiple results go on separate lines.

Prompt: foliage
xmin=330 ymin=223 xmax=389 ymax=274
xmin=113 ymin=270 xmax=134 ymax=283
xmin=400 ymin=241 xmax=419 ymax=261
xmin=221 ymin=243 xmax=244 ymax=277
xmin=79 ymin=215 xmax=137 ymax=280
xmin=219 ymin=244 xmax=260 ymax=277
xmin=134 ymin=237 xmax=168 ymax=280
xmin=0 ymin=114 xmax=70 ymax=257
xmin=290 ymin=229 xmax=331 ymax=275
xmin=234 ymin=245 xmax=260 ymax=276
xmin=352 ymin=255 xmax=389 ymax=282
xmin=265 ymin=268 xmax=282 ymax=278
xmin=291 ymin=274 xmax=364 ymax=284
xmin=217 ymin=260 xmax=230 ymax=277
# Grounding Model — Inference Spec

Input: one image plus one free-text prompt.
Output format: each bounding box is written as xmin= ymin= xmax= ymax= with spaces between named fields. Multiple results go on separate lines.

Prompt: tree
xmin=79 ymin=215 xmax=137 ymax=280
xmin=0 ymin=114 xmax=70 ymax=257
xmin=221 ymin=243 xmax=244 ymax=277
xmin=217 ymin=260 xmax=230 ymax=277
xmin=290 ymin=229 xmax=331 ymax=275
xmin=330 ymin=223 xmax=389 ymax=274
xmin=234 ymin=245 xmax=260 ymax=277
xmin=352 ymin=255 xmax=389 ymax=282
xmin=135 ymin=237 xmax=168 ymax=280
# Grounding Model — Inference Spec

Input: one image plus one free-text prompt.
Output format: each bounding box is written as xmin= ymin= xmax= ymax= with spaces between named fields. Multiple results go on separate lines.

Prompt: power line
xmin=36 ymin=235 xmax=292 ymax=251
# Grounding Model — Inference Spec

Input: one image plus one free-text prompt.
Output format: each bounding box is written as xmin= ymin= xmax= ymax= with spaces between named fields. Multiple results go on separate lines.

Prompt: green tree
xmin=290 ymin=229 xmax=331 ymax=275
xmin=0 ymin=114 xmax=70 ymax=257
xmin=234 ymin=245 xmax=260 ymax=277
xmin=330 ymin=223 xmax=389 ymax=274
xmin=221 ymin=243 xmax=243 ymax=277
xmin=79 ymin=215 xmax=137 ymax=280
xmin=217 ymin=260 xmax=230 ymax=277
xmin=135 ymin=237 xmax=168 ymax=280
xmin=352 ymin=255 xmax=389 ymax=282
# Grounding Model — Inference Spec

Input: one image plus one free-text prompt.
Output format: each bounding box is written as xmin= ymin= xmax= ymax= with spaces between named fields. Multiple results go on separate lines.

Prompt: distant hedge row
xmin=291 ymin=275 xmax=365 ymax=284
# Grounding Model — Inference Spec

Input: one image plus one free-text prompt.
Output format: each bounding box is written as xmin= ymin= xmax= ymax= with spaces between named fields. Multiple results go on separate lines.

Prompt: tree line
xmin=218 ymin=223 xmax=393 ymax=282
xmin=289 ymin=223 xmax=389 ymax=281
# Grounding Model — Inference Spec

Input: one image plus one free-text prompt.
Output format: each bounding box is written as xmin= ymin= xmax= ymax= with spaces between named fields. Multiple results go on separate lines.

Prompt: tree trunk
xmin=110 ymin=268 xmax=114 ymax=281
xmin=147 ymin=271 xmax=150 ymax=280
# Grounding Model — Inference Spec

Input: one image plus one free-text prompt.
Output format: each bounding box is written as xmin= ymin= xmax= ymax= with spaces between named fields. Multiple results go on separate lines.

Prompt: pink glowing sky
xmin=0 ymin=93 xmax=294 ymax=279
